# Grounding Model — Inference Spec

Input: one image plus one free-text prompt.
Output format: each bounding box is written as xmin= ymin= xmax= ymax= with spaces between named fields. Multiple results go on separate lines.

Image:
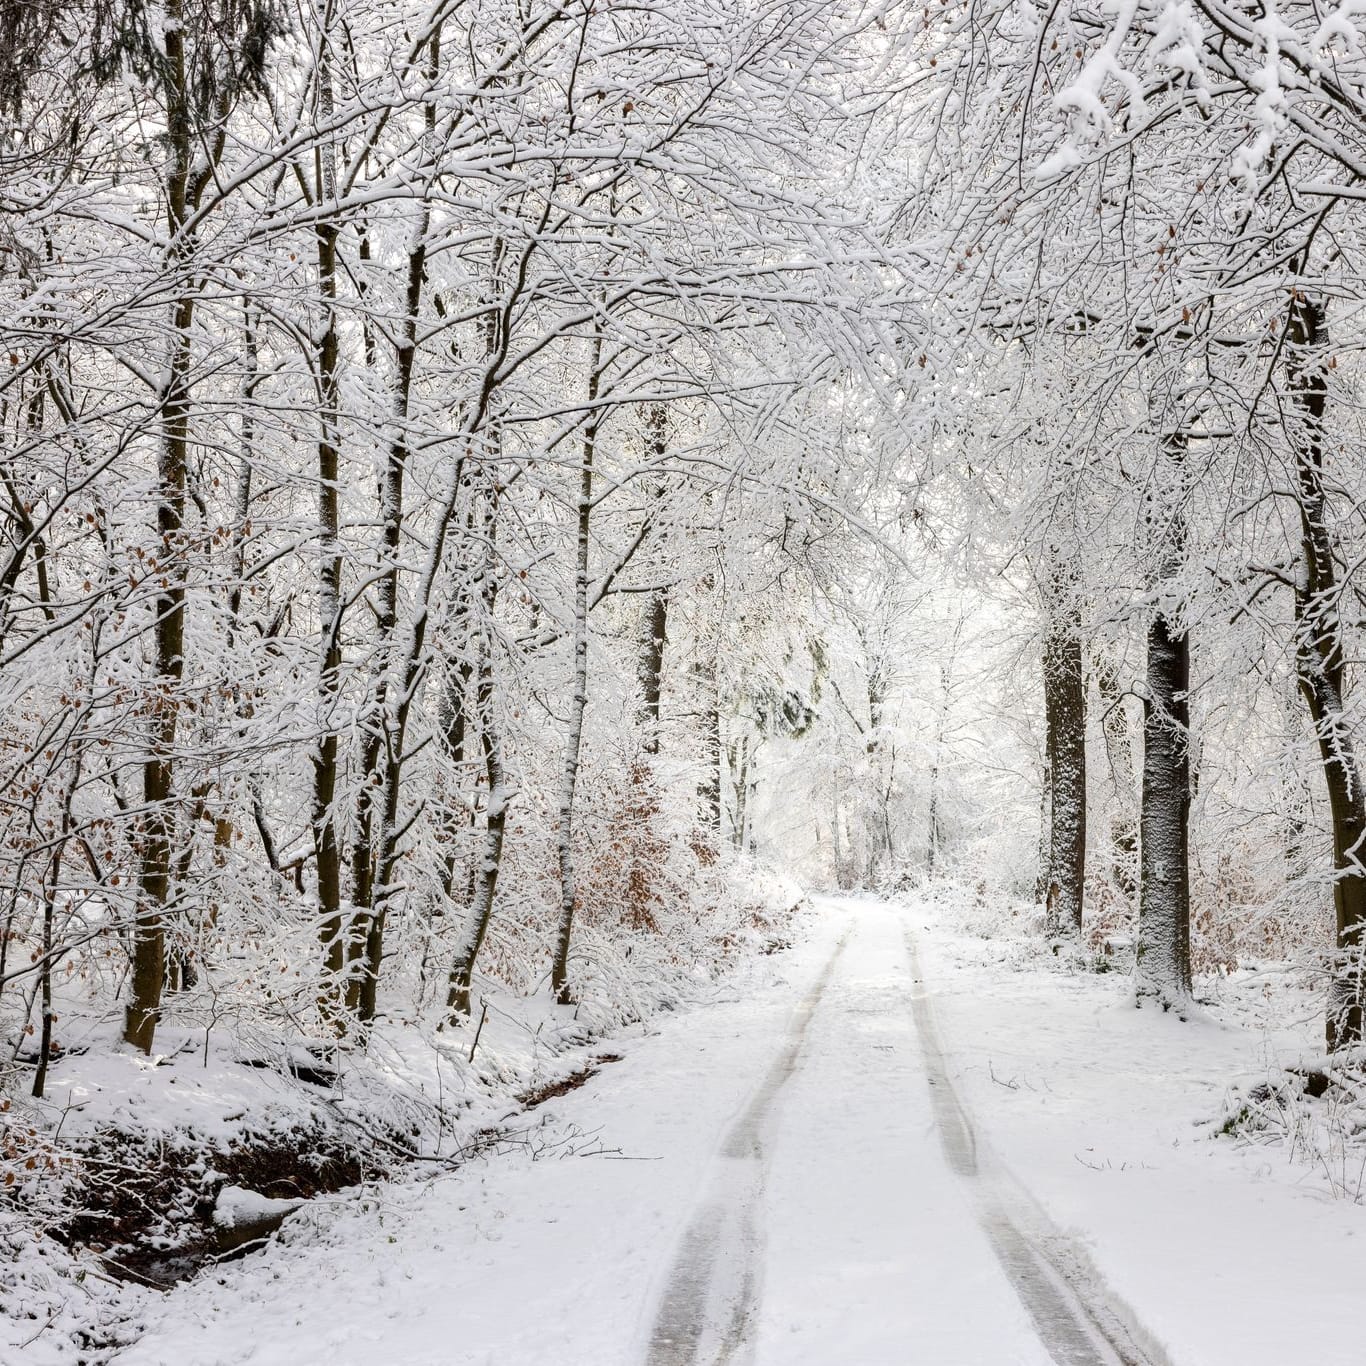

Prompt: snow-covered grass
xmin=1215 ymin=1044 xmax=1366 ymax=1203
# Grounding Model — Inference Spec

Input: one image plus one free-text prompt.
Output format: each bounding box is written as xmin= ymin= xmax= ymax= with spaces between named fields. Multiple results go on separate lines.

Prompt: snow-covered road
xmin=645 ymin=909 xmax=1144 ymax=1366
xmin=118 ymin=897 xmax=1159 ymax=1366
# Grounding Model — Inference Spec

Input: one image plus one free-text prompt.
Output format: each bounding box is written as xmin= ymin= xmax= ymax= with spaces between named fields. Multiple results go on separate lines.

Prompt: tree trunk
xmin=638 ymin=403 xmax=669 ymax=759
xmin=436 ymin=239 xmax=520 ymax=1008
xmin=550 ymin=330 xmax=604 ymax=1006
xmin=639 ymin=587 xmax=668 ymax=756
xmin=1033 ymin=752 xmax=1049 ymax=904
xmin=728 ymin=734 xmax=750 ymax=849
xmin=1136 ymin=429 xmax=1192 ymax=1010
xmin=1042 ymin=616 xmax=1086 ymax=940
xmin=865 ymin=673 xmax=892 ymax=880
xmin=926 ymin=657 xmax=953 ymax=876
xmin=347 ymin=141 xmax=436 ymax=1025
xmin=310 ymin=22 xmax=347 ymax=1021
xmin=32 ymin=814 xmax=67 ymax=1098
xmin=439 ymin=640 xmax=475 ymax=901
xmin=624 ymin=410 xmax=671 ymax=924
xmin=1098 ymin=657 xmax=1138 ymax=898
xmin=124 ymin=2 xmax=195 ymax=1053
xmin=1286 ymin=295 xmax=1366 ymax=1051
xmin=926 ymin=775 xmax=943 ymax=876
xmin=831 ymin=784 xmax=850 ymax=888
xmin=697 ymin=652 xmax=722 ymax=833
xmin=447 ymin=630 xmax=508 ymax=1020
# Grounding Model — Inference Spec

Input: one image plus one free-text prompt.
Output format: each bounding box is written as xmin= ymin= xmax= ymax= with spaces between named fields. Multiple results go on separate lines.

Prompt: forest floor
xmin=21 ymin=891 xmax=1366 ymax=1366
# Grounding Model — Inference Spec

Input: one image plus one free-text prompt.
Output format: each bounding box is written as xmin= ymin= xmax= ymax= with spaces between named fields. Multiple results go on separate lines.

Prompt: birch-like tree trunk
xmin=926 ymin=633 xmax=958 ymax=876
xmin=1097 ymin=657 xmax=1138 ymax=898
xmin=697 ymin=651 xmax=723 ymax=834
xmin=865 ymin=667 xmax=892 ymax=879
xmin=550 ymin=326 xmax=605 ymax=1006
xmin=728 ymin=734 xmax=750 ymax=850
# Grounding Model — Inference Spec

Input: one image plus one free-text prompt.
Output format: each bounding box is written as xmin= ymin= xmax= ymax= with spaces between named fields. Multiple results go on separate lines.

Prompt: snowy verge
xmin=909 ymin=879 xmax=1366 ymax=1366
xmin=0 ymin=860 xmax=806 ymax=1366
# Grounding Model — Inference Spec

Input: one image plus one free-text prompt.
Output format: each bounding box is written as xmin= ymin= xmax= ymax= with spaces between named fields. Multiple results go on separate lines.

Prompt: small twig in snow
xmin=468 ymin=999 xmax=489 ymax=1064
xmin=989 ymin=1062 xmax=1020 ymax=1090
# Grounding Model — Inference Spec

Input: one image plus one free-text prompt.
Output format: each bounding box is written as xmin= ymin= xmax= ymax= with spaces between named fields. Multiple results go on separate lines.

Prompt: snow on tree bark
xmin=551 ymin=324 xmax=604 ymax=1007
xmin=1042 ymin=616 xmax=1086 ymax=942
xmin=1137 ymin=431 xmax=1192 ymax=1011
xmin=1286 ymin=295 xmax=1366 ymax=1051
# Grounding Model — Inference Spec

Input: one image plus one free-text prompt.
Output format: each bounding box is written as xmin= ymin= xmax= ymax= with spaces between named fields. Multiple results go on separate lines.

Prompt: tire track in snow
xmin=903 ymin=924 xmax=1169 ymax=1366
xmin=645 ymin=929 xmax=851 ymax=1366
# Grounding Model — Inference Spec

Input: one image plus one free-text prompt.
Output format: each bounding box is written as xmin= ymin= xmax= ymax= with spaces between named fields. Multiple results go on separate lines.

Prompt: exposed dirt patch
xmin=49 ymin=1122 xmax=374 ymax=1289
xmin=8 ymin=1046 xmax=630 ymax=1301
xmin=517 ymin=1052 xmax=623 ymax=1109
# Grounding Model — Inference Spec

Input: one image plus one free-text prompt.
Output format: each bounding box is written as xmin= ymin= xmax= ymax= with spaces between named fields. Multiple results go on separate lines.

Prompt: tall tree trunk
xmin=633 ymin=404 xmax=666 ymax=764
xmin=640 ymin=588 xmax=668 ymax=755
xmin=32 ymin=743 xmax=77 ymax=1097
xmin=638 ymin=406 xmax=669 ymax=756
xmin=1033 ymin=755 xmax=1049 ymax=904
xmin=550 ymin=329 xmax=604 ymax=1006
xmin=1042 ymin=613 xmax=1086 ymax=940
xmin=1286 ymin=295 xmax=1366 ymax=1051
xmin=831 ymin=784 xmax=850 ymax=888
xmin=865 ymin=672 xmax=892 ymax=879
xmin=696 ymin=652 xmax=722 ymax=833
xmin=728 ymin=734 xmax=750 ymax=849
xmin=227 ymin=306 xmax=282 ymax=881
xmin=435 ymin=239 xmax=519 ymax=1007
xmin=923 ymin=628 xmax=956 ymax=874
xmin=626 ymin=408 xmax=671 ymax=925
xmin=310 ymin=18 xmax=347 ymax=1021
xmin=348 ymin=122 xmax=437 ymax=1024
xmin=125 ymin=2 xmax=195 ymax=1053
xmin=446 ymin=625 xmax=508 ymax=1020
xmin=926 ymin=774 xmax=943 ymax=875
xmin=438 ymin=637 xmax=474 ymax=901
xmin=1136 ymin=429 xmax=1192 ymax=1009
xmin=1277 ymin=683 xmax=1312 ymax=880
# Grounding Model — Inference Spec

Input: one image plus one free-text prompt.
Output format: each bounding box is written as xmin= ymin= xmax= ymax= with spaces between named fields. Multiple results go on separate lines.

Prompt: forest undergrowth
xmin=0 ymin=862 xmax=803 ymax=1362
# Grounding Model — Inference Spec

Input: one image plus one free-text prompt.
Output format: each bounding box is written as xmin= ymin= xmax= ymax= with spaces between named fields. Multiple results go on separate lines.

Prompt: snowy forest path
xmin=115 ymin=897 xmax=1162 ymax=1366
xmin=645 ymin=896 xmax=1159 ymax=1366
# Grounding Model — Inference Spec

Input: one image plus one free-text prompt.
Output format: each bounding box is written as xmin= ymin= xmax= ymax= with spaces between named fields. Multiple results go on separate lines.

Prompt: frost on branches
xmin=5 ymin=0 xmax=1366 ymax=1355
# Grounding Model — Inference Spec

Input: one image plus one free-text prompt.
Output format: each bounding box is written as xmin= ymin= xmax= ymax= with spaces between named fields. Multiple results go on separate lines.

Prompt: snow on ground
xmin=1 ymin=865 xmax=805 ymax=1365
xmin=14 ymin=890 xmax=1366 ymax=1366
xmin=106 ymin=910 xmax=839 ymax=1366
xmin=916 ymin=884 xmax=1366 ymax=1366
